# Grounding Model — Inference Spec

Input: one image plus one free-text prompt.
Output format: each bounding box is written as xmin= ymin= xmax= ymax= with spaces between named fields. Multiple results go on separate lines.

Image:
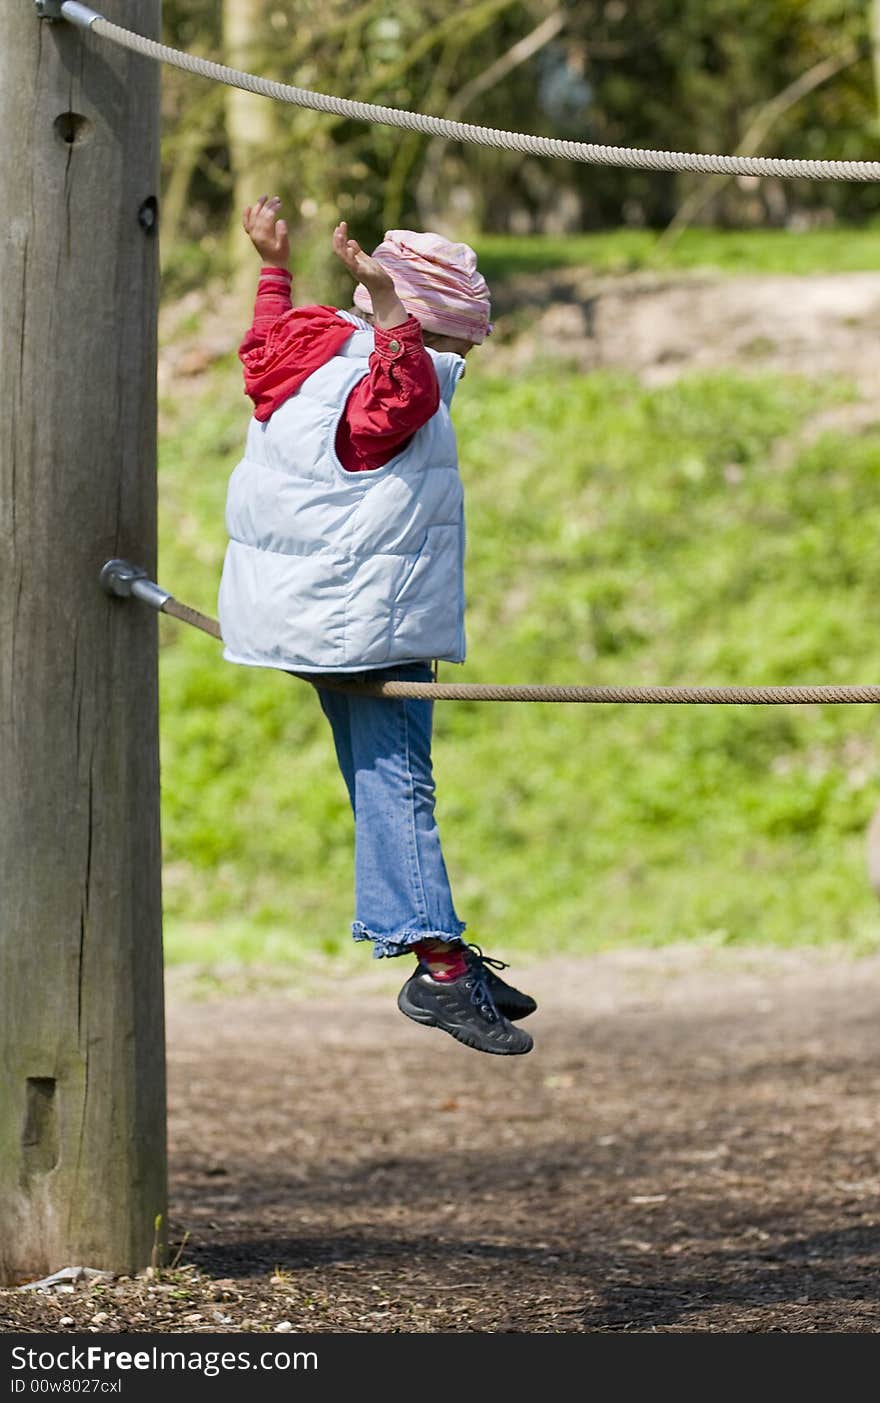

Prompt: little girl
xmin=218 ymin=195 xmax=536 ymax=1056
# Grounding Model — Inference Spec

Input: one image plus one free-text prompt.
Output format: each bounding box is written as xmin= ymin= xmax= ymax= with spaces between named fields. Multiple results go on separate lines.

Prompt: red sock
xmin=414 ymin=939 xmax=468 ymax=982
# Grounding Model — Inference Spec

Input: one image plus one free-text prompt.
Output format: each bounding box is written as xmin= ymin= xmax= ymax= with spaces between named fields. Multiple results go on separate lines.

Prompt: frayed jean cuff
xmin=352 ymin=920 xmax=467 ymax=960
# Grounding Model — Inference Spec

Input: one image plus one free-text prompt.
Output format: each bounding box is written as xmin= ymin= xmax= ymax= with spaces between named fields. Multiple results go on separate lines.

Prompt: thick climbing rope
xmin=101 ymin=561 xmax=880 ymax=705
xmin=50 ymin=2 xmax=880 ymax=183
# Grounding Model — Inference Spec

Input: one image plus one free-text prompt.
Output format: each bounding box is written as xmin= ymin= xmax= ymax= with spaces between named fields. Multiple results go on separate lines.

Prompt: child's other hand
xmin=332 ymin=222 xmax=394 ymax=295
xmin=332 ymin=222 xmax=407 ymax=329
xmin=243 ymin=195 xmax=290 ymax=268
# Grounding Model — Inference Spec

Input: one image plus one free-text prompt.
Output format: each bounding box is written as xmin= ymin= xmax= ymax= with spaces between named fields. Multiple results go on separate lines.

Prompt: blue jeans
xmin=316 ymin=663 xmax=466 ymax=958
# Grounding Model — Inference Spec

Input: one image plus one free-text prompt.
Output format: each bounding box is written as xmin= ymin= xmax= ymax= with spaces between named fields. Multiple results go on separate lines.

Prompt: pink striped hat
xmin=353 ymin=229 xmax=492 ymax=344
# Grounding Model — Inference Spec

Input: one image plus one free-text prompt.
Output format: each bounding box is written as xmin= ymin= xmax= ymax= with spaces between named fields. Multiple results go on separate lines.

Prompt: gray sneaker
xmin=397 ymin=968 xmax=534 ymax=1056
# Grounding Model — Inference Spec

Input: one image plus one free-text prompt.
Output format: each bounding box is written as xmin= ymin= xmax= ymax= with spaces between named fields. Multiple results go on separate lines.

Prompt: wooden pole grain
xmin=0 ymin=0 xmax=166 ymax=1282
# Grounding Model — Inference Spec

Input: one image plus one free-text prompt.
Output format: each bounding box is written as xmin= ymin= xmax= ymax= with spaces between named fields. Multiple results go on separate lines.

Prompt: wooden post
xmin=0 ymin=0 xmax=166 ymax=1282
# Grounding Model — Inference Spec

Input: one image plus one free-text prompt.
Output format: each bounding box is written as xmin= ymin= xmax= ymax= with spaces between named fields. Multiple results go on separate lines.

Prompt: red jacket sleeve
xmin=336 ymin=315 xmax=440 ymax=473
xmin=239 ymin=266 xmax=296 ymax=344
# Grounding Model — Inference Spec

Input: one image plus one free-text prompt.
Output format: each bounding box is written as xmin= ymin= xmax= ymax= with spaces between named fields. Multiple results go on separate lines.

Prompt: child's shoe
xmin=465 ymin=944 xmax=537 ymax=1021
xmin=397 ymin=967 xmax=533 ymax=1056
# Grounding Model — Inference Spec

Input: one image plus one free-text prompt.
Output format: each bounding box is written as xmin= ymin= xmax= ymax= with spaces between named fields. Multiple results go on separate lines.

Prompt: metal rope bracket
xmin=35 ymin=1 xmax=99 ymax=29
xmin=100 ymin=558 xmax=171 ymax=611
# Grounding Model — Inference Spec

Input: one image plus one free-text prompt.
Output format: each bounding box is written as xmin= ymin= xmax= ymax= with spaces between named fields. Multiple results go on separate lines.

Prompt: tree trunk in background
xmin=224 ymin=0 xmax=279 ymax=317
xmin=0 ymin=0 xmax=166 ymax=1282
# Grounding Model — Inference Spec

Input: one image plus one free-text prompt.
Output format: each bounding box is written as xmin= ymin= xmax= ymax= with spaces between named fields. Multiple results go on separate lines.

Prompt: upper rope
xmin=54 ymin=2 xmax=880 ymax=183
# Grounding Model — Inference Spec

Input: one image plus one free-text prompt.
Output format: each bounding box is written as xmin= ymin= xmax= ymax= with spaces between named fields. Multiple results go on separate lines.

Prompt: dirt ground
xmin=491 ymin=267 xmax=880 ymax=388
xmin=4 ymin=945 xmax=880 ymax=1334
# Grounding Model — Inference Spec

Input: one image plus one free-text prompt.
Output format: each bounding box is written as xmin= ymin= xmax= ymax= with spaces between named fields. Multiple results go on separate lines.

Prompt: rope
xmin=158 ymin=592 xmax=880 ymax=705
xmin=163 ymin=597 xmax=222 ymax=641
xmin=67 ymin=7 xmax=880 ymax=183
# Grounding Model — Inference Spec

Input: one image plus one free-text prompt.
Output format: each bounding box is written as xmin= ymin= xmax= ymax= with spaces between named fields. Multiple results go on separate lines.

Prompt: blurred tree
xmin=224 ymin=0 xmax=279 ymax=314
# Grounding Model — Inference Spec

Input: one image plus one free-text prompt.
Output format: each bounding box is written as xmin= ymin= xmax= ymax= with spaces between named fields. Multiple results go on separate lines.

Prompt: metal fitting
xmin=35 ymin=0 xmax=102 ymax=27
xmin=59 ymin=1 xmax=102 ymax=28
xmin=100 ymin=559 xmax=171 ymax=611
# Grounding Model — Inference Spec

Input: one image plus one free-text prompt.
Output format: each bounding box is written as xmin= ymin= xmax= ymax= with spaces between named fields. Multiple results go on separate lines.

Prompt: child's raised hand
xmin=243 ymin=195 xmax=290 ymax=268
xmin=332 ymin=222 xmax=394 ymax=295
xmin=332 ymin=222 xmax=407 ymax=329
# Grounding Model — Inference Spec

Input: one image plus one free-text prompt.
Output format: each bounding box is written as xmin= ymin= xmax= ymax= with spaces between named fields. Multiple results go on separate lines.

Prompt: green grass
xmin=158 ymin=316 xmax=880 ymax=970
xmin=473 ymin=225 xmax=880 ymax=281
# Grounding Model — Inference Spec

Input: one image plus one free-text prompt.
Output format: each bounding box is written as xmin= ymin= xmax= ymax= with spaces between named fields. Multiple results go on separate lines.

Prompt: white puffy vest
xmin=218 ymin=314 xmax=467 ymax=673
